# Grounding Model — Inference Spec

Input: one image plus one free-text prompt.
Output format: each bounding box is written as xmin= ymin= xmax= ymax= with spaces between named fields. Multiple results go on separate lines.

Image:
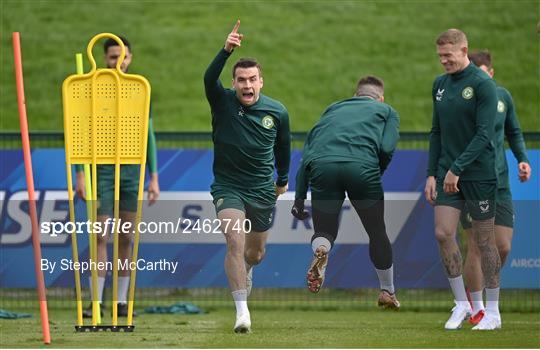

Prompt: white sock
xmin=375 ymin=265 xmax=395 ymax=294
xmin=470 ymin=290 xmax=485 ymax=312
xmin=485 ymin=287 xmax=500 ymax=315
xmin=245 ymin=261 xmax=253 ymax=274
xmin=231 ymin=289 xmax=249 ymax=318
xmin=89 ymin=276 xmax=105 ymax=303
xmin=312 ymin=237 xmax=331 ymax=254
xmin=118 ymin=276 xmax=130 ymax=304
xmin=448 ymin=276 xmax=469 ymax=307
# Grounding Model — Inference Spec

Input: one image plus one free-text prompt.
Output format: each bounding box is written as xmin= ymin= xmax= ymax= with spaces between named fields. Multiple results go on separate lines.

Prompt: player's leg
xmin=461 ymin=181 xmax=501 ymax=330
xmin=115 ymin=165 xmax=140 ymax=316
xmin=117 ymin=210 xmax=136 ymax=316
xmin=83 ymin=165 xmax=114 ymax=318
xmin=241 ymin=189 xmax=275 ymax=296
xmin=212 ymin=188 xmax=252 ymax=332
xmin=494 ymin=188 xmax=514 ymax=267
xmin=308 ymin=161 xmax=345 ymax=293
xmin=244 ymin=230 xmax=269 ymax=296
xmin=435 ymin=205 xmax=472 ymax=329
xmin=433 ymin=179 xmax=471 ymax=329
xmin=495 ymin=226 xmax=512 ymax=266
xmin=217 ymin=207 xmax=251 ymax=333
xmin=346 ymin=164 xmax=399 ymax=309
xmin=460 ymin=209 xmax=485 ymax=324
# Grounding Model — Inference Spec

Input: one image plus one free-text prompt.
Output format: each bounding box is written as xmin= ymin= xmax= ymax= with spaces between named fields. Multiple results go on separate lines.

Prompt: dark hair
xmin=355 ymin=75 xmax=384 ymax=99
xmin=436 ymin=28 xmax=468 ymax=46
xmin=232 ymin=58 xmax=262 ymax=78
xmin=468 ymin=50 xmax=492 ymax=69
xmin=104 ymin=36 xmax=131 ymax=53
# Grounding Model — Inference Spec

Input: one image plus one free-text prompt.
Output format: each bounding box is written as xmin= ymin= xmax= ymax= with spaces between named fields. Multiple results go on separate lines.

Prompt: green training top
xmin=428 ymin=63 xmax=498 ymax=181
xmin=204 ymin=48 xmax=291 ymax=190
xmin=494 ymin=84 xmax=529 ymax=189
xmin=295 ymin=96 xmax=400 ymax=199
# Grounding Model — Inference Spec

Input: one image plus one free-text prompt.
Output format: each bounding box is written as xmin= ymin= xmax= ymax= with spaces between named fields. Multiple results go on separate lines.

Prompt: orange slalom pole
xmin=12 ymin=32 xmax=51 ymax=345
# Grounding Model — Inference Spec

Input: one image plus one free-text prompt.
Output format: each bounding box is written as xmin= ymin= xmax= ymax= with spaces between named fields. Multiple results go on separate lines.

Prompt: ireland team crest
xmin=462 ymin=87 xmax=474 ymax=99
xmin=497 ymin=100 xmax=506 ymax=113
xmin=262 ymin=115 xmax=275 ymax=129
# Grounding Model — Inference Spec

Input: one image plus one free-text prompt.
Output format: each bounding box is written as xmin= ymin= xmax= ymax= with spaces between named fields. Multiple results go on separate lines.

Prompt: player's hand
xmin=75 ymin=171 xmax=86 ymax=200
xmin=443 ymin=170 xmax=459 ymax=194
xmin=224 ymin=19 xmax=244 ymax=53
xmin=275 ymin=183 xmax=288 ymax=197
xmin=147 ymin=174 xmax=160 ymax=206
xmin=518 ymin=162 xmax=531 ymax=182
xmin=291 ymin=199 xmax=310 ymax=220
xmin=424 ymin=176 xmax=437 ymax=205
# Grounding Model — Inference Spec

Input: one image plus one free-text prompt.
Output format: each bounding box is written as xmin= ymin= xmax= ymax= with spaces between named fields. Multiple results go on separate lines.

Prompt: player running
xmin=292 ymin=75 xmax=400 ymax=310
xmin=459 ymin=50 xmax=531 ymax=326
xmin=203 ymin=20 xmax=291 ymax=333
xmin=425 ymin=29 xmax=501 ymax=330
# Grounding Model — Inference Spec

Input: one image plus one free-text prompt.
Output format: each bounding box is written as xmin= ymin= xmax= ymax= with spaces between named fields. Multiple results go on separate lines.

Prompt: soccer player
xmin=74 ymin=36 xmax=160 ymax=317
xmin=425 ymin=29 xmax=501 ymax=330
xmin=459 ymin=50 xmax=531 ymax=325
xmin=203 ymin=20 xmax=291 ymax=333
xmin=292 ymin=75 xmax=400 ymax=310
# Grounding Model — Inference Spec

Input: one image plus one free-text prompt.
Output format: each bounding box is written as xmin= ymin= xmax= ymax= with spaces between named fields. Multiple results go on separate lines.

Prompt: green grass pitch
xmin=1 ymin=307 xmax=539 ymax=348
xmin=1 ymin=1 xmax=539 ymax=132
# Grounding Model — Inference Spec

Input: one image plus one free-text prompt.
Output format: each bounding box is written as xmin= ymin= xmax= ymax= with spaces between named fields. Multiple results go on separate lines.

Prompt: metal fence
xmin=1 ymin=131 xmax=540 ymax=150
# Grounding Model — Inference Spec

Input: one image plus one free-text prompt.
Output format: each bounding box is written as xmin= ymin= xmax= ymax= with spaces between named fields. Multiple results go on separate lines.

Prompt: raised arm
xmin=204 ymin=20 xmax=244 ymax=108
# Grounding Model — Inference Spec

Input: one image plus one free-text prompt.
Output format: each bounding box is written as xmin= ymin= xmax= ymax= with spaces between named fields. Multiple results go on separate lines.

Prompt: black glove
xmin=291 ymin=198 xmax=310 ymax=220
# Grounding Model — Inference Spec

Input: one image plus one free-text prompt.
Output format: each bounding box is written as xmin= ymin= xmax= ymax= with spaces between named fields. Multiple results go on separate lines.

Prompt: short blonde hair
xmin=436 ymin=29 xmax=468 ymax=46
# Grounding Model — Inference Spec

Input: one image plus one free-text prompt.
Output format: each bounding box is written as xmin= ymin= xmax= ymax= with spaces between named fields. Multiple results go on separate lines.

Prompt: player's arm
xmin=294 ymin=158 xmax=309 ymax=200
xmin=203 ymin=20 xmax=243 ymax=109
xmin=503 ymin=90 xmax=531 ymax=182
xmin=379 ymin=108 xmax=400 ymax=174
xmin=274 ymin=108 xmax=291 ymax=195
xmin=450 ymin=79 xmax=497 ymax=176
xmin=146 ymin=110 xmax=159 ymax=205
xmin=425 ymin=82 xmax=441 ymax=204
xmin=291 ymin=157 xmax=310 ymax=220
xmin=427 ymin=81 xmax=442 ymax=178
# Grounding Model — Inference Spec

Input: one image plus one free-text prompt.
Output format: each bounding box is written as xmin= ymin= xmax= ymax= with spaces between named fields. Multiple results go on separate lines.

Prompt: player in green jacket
xmin=459 ymin=50 xmax=531 ymax=325
xmin=74 ymin=36 xmax=160 ymax=318
xmin=293 ymin=75 xmax=400 ymax=310
xmin=425 ymin=29 xmax=501 ymax=330
xmin=204 ymin=20 xmax=291 ymax=333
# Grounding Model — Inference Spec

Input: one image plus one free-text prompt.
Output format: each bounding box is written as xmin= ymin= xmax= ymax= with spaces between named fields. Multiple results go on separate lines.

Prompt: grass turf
xmin=1 ymin=1 xmax=539 ymax=132
xmin=1 ymin=307 xmax=539 ymax=348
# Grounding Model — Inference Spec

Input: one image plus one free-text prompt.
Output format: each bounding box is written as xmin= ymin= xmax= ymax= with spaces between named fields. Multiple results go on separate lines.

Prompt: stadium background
xmin=1 ymin=0 xmax=539 ymax=348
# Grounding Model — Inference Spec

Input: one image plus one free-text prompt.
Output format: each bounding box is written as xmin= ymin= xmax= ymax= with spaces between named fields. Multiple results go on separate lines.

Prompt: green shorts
xmin=211 ymin=184 xmax=276 ymax=233
xmin=435 ymin=180 xmax=496 ymax=221
xmin=309 ymin=160 xmax=383 ymax=213
xmin=460 ymin=187 xmax=514 ymax=229
xmin=96 ymin=165 xmax=140 ymax=216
